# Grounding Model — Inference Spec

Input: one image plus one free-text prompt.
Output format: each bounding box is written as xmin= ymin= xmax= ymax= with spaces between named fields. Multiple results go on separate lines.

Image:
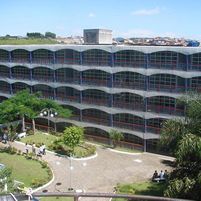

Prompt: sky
xmin=0 ymin=0 xmax=201 ymax=39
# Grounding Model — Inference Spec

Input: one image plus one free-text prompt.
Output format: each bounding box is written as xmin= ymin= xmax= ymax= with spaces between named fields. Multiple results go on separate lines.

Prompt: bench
xmin=17 ymin=132 xmax=26 ymax=138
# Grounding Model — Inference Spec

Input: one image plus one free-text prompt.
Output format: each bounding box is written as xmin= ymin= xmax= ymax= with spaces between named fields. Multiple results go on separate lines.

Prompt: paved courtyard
xmin=12 ymin=142 xmax=174 ymax=201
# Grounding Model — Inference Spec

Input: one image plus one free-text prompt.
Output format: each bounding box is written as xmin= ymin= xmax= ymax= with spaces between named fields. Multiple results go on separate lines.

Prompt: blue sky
xmin=0 ymin=0 xmax=201 ymax=39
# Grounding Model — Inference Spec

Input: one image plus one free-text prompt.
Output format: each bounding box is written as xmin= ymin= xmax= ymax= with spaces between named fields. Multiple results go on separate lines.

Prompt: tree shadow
xmin=161 ymin=159 xmax=176 ymax=167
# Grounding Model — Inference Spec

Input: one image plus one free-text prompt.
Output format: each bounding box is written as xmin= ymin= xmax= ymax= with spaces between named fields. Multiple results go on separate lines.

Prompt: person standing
xmin=25 ymin=143 xmax=29 ymax=154
xmin=42 ymin=143 xmax=46 ymax=155
xmin=32 ymin=143 xmax=36 ymax=155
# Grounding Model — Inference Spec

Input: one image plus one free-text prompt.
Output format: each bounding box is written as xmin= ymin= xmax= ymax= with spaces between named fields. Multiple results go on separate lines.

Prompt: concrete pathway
xmin=11 ymin=142 xmax=174 ymax=201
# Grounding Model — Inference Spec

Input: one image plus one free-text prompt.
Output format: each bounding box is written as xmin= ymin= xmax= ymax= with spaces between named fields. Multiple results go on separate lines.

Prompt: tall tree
xmin=62 ymin=126 xmax=84 ymax=155
xmin=0 ymin=90 xmax=71 ymax=134
xmin=109 ymin=129 xmax=124 ymax=148
xmin=160 ymin=94 xmax=201 ymax=200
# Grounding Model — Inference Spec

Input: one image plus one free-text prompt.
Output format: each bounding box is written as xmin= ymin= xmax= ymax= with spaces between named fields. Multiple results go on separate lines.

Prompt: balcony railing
xmin=82 ymin=97 xmax=109 ymax=106
xmin=114 ymin=60 xmax=145 ymax=68
xmin=149 ymin=62 xmax=186 ymax=70
xmin=55 ymin=95 xmax=80 ymax=102
xmin=82 ymin=77 xmax=109 ymax=87
xmin=0 ymin=73 xmax=10 ymax=78
xmin=148 ymin=84 xmax=185 ymax=93
xmin=113 ymin=81 xmax=145 ymax=90
xmin=12 ymin=74 xmax=30 ymax=80
xmin=32 ymin=58 xmax=54 ymax=64
xmin=32 ymin=76 xmax=54 ymax=82
xmin=113 ymin=121 xmax=144 ymax=132
xmin=113 ymin=100 xmax=144 ymax=111
xmin=14 ymin=192 xmax=193 ymax=201
xmin=82 ymin=116 xmax=110 ymax=126
xmin=146 ymin=125 xmax=161 ymax=134
xmin=147 ymin=104 xmax=184 ymax=116
xmin=56 ymin=77 xmax=79 ymax=84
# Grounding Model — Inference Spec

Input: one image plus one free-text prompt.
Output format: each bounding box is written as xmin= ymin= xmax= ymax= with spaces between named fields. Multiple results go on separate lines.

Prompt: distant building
xmin=84 ymin=29 xmax=112 ymax=44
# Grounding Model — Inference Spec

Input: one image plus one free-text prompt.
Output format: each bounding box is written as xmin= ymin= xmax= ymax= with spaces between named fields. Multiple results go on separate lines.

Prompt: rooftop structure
xmin=0 ymin=44 xmax=201 ymax=152
xmin=84 ymin=29 xmax=112 ymax=44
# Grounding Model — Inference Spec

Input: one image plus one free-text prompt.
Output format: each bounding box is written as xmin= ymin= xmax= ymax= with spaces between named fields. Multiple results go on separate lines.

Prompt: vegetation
xmin=109 ymin=130 xmax=124 ymax=148
xmin=0 ymin=90 xmax=71 ymax=133
xmin=39 ymin=197 xmax=73 ymax=201
xmin=0 ymin=148 xmax=52 ymax=188
xmin=0 ymin=167 xmax=13 ymax=193
xmin=45 ymin=32 xmax=56 ymax=38
xmin=20 ymin=131 xmax=96 ymax=158
xmin=0 ymin=38 xmax=58 ymax=45
xmin=160 ymin=94 xmax=201 ymax=200
xmin=113 ymin=181 xmax=167 ymax=201
xmin=62 ymin=126 xmax=84 ymax=155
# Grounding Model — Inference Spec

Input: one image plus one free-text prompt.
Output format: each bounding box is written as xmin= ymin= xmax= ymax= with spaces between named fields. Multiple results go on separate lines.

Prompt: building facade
xmin=0 ymin=45 xmax=201 ymax=152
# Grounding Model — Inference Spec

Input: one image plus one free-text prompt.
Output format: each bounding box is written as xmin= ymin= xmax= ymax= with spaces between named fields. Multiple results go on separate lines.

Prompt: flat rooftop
xmin=1 ymin=44 xmax=201 ymax=54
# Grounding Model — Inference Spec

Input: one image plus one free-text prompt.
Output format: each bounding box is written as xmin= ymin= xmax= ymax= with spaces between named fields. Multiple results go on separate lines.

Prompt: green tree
xmin=27 ymin=32 xmax=44 ymax=38
xmin=0 ymin=90 xmax=71 ymax=134
xmin=109 ymin=129 xmax=124 ymax=148
xmin=0 ymin=167 xmax=13 ymax=193
xmin=160 ymin=94 xmax=201 ymax=200
xmin=62 ymin=126 xmax=84 ymax=155
xmin=160 ymin=119 xmax=186 ymax=154
xmin=45 ymin=32 xmax=56 ymax=38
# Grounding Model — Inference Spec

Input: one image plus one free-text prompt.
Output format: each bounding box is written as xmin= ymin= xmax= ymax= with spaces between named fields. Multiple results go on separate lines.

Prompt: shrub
xmin=31 ymin=178 xmax=46 ymax=188
xmin=40 ymin=161 xmax=48 ymax=168
xmin=26 ymin=129 xmax=34 ymax=136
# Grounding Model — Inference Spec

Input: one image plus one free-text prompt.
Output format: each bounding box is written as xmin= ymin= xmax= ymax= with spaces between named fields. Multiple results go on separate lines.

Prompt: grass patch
xmin=0 ymin=152 xmax=51 ymax=187
xmin=39 ymin=197 xmax=73 ymax=201
xmin=21 ymin=131 xmax=58 ymax=148
xmin=113 ymin=181 xmax=167 ymax=201
xmin=0 ymin=38 xmax=58 ymax=45
xmin=20 ymin=132 xmax=96 ymax=158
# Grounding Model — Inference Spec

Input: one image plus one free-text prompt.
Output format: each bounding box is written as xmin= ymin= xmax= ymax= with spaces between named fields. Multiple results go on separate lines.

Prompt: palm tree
xmin=109 ymin=129 xmax=124 ymax=148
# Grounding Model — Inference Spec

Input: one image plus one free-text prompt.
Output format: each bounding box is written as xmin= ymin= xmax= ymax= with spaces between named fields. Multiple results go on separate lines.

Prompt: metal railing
xmin=13 ymin=192 xmax=194 ymax=201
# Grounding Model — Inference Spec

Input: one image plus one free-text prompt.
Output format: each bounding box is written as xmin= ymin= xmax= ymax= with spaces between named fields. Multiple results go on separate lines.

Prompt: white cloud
xmin=88 ymin=13 xmax=95 ymax=18
xmin=131 ymin=7 xmax=160 ymax=16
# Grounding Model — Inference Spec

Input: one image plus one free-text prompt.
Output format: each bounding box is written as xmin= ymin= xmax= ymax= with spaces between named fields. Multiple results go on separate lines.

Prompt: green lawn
xmin=0 ymin=152 xmax=51 ymax=187
xmin=21 ymin=132 xmax=58 ymax=148
xmin=0 ymin=38 xmax=58 ymax=45
xmin=39 ymin=197 xmax=73 ymax=201
xmin=20 ymin=132 xmax=96 ymax=158
xmin=113 ymin=181 xmax=167 ymax=201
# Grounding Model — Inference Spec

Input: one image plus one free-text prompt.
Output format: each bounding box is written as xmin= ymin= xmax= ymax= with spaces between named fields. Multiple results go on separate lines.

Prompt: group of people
xmin=152 ymin=170 xmax=169 ymax=182
xmin=25 ymin=142 xmax=46 ymax=156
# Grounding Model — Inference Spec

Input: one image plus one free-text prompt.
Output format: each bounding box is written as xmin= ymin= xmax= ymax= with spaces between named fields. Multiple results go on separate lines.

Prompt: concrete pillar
xmin=79 ymin=71 xmax=82 ymax=85
xmin=53 ymin=52 xmax=56 ymax=64
xmin=80 ymin=90 xmax=82 ymax=103
xmin=110 ymin=53 xmax=114 ymax=67
xmin=145 ymin=54 xmax=149 ymax=69
xmin=144 ymin=119 xmax=147 ymax=152
xmin=109 ymin=94 xmax=113 ymax=107
xmin=9 ymin=52 xmax=12 ymax=62
xmin=80 ymin=110 xmax=82 ymax=121
xmin=53 ymin=70 xmax=56 ymax=82
xmin=109 ymin=73 xmax=113 ymax=88
xmin=110 ymin=114 xmax=113 ymax=127
xmin=29 ymin=52 xmax=32 ymax=63
xmin=9 ymin=67 xmax=12 ymax=79
xmin=80 ymin=52 xmax=83 ymax=65
xmin=187 ymin=55 xmax=190 ymax=71
xmin=30 ymin=68 xmax=33 ymax=81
